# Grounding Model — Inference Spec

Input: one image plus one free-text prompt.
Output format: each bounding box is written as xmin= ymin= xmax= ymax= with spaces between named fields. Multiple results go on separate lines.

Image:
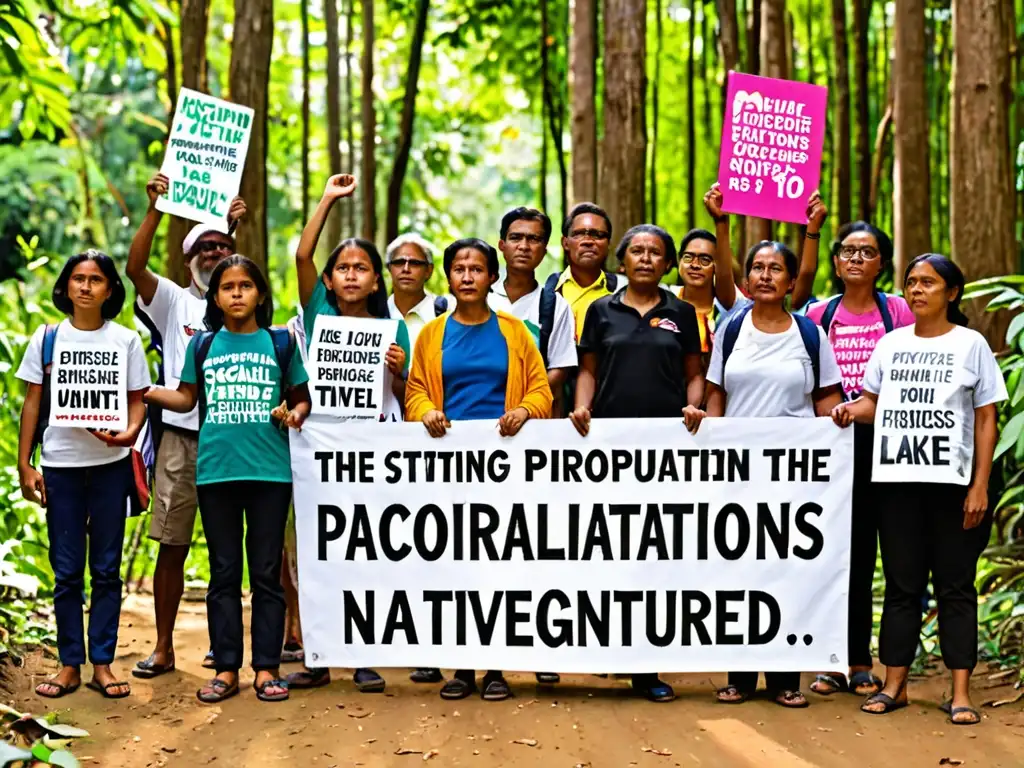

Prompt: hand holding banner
xmin=717 ymin=72 xmax=827 ymax=225
xmin=156 ymin=88 xmax=254 ymax=225
xmin=307 ymin=316 xmax=399 ymax=418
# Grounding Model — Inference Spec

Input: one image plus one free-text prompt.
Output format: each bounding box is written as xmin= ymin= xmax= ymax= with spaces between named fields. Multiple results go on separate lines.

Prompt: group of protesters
xmin=16 ymin=169 xmax=1004 ymax=727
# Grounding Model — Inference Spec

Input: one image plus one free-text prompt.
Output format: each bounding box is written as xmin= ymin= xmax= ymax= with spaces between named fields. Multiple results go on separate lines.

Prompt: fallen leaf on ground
xmin=986 ymin=691 xmax=1023 ymax=708
xmin=641 ymin=747 xmax=672 ymax=756
xmin=394 ymin=748 xmax=423 ymax=756
xmin=511 ymin=738 xmax=537 ymax=747
xmin=939 ymin=759 xmax=964 ymax=766
xmin=816 ymin=727 xmax=831 ymax=732
xmin=423 ymin=750 xmax=439 ymax=760
xmin=348 ymin=710 xmax=373 ymax=719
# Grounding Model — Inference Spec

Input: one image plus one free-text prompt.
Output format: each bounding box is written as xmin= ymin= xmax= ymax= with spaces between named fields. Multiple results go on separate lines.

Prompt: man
xmin=126 ymin=172 xmax=246 ymax=679
xmin=385 ymin=233 xmax=437 ymax=355
xmin=545 ymin=202 xmax=618 ymax=342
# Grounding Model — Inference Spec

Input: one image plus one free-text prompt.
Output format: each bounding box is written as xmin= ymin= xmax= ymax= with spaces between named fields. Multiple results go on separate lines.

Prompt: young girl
xmin=145 ymin=255 xmax=310 ymax=704
xmin=17 ymin=250 xmax=151 ymax=700
xmin=285 ymin=173 xmax=409 ymax=695
xmin=833 ymin=254 xmax=1005 ymax=725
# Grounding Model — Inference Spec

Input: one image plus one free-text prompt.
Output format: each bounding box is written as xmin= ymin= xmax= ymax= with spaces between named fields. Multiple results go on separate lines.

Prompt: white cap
xmin=182 ymin=220 xmax=231 ymax=256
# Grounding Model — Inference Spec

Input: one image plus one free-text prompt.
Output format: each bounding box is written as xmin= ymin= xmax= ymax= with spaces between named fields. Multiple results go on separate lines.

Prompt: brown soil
xmin=4 ymin=595 xmax=1023 ymax=767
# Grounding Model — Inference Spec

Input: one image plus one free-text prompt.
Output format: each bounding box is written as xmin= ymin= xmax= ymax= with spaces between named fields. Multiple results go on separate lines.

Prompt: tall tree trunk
xmin=806 ymin=0 xmax=814 ymax=83
xmin=540 ymin=95 xmax=548 ymax=210
xmin=345 ymin=0 xmax=356 ymax=234
xmin=571 ymin=0 xmax=598 ymax=202
xmin=385 ymin=0 xmax=429 ymax=245
xmin=361 ymin=0 xmax=377 ymax=243
xmin=852 ymin=0 xmax=871 ymax=220
xmin=868 ymin=71 xmax=893 ymax=219
xmin=301 ymin=0 xmax=310 ymax=222
xmin=686 ymin=0 xmax=695 ymax=228
xmin=167 ymin=0 xmax=210 ymax=287
xmin=893 ymin=0 xmax=931 ymax=286
xmin=745 ymin=0 xmax=784 ymax=245
xmin=651 ymin=0 xmax=661 ymax=224
xmin=325 ymin=0 xmax=343 ymax=250
xmin=951 ymin=0 xmax=1015 ymax=345
xmin=229 ymin=0 xmax=273 ymax=274
xmin=599 ymin=0 xmax=646 ymax=262
xmin=746 ymin=0 xmax=761 ymax=74
xmin=544 ymin=0 xmax=568 ymax=223
xmin=701 ymin=3 xmax=711 ymax=141
xmin=717 ymin=0 xmax=740 ymax=75
xmin=830 ymin=0 xmax=851 ymax=226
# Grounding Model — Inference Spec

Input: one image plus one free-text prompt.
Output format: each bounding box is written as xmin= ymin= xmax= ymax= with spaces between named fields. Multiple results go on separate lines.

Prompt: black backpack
xmin=191 ymin=327 xmax=296 ymax=427
xmin=28 ymin=324 xmax=59 ymax=462
xmin=719 ymin=305 xmax=823 ymax=392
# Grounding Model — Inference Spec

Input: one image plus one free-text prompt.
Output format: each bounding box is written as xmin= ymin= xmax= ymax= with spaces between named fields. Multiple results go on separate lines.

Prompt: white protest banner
xmin=291 ymin=417 xmax=853 ymax=672
xmin=50 ymin=343 xmax=128 ymax=431
xmin=156 ymin=88 xmax=254 ymax=225
xmin=307 ymin=316 xmax=399 ymax=418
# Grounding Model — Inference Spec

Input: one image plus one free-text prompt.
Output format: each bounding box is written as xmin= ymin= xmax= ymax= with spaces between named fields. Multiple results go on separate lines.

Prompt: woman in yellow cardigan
xmin=405 ymin=237 xmax=552 ymax=702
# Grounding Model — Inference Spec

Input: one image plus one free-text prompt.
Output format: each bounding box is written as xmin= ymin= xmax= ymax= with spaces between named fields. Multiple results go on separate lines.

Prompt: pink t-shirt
xmin=805 ymin=294 xmax=915 ymax=397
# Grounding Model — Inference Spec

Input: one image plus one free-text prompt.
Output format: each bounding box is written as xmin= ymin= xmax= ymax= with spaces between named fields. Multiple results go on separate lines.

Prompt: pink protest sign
xmin=717 ymin=72 xmax=827 ymax=225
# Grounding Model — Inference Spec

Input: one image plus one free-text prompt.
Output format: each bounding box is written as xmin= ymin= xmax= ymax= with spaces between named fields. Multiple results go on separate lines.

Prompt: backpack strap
xmin=719 ymin=304 xmax=753 ymax=391
xmin=818 ymin=295 xmax=843 ymax=334
xmin=192 ymin=330 xmax=217 ymax=427
xmin=538 ymin=282 xmax=557 ymax=367
xmin=269 ymin=327 xmax=295 ymax=382
xmin=874 ymin=290 xmax=894 ymax=333
xmin=792 ymin=313 xmax=822 ymax=393
xmin=605 ymin=271 xmax=618 ymax=292
xmin=433 ymin=296 xmax=449 ymax=317
xmin=32 ymin=324 xmax=59 ymax=461
xmin=544 ymin=271 xmax=562 ymax=296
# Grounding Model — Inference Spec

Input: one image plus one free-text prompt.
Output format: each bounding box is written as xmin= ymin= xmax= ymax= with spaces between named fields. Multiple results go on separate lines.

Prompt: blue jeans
xmin=43 ymin=456 xmax=132 ymax=666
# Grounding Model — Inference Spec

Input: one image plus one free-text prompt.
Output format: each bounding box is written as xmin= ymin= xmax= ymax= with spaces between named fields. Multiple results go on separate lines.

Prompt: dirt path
xmin=6 ymin=595 xmax=1024 ymax=767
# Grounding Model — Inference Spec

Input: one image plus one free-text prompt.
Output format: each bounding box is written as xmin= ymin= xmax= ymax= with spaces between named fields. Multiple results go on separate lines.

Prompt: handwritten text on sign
xmin=308 ymin=316 xmax=398 ymax=418
xmin=50 ymin=343 xmax=128 ymax=430
xmin=717 ymin=72 xmax=827 ymax=225
xmin=290 ymin=418 xmax=853 ymax=672
xmin=156 ymin=88 xmax=254 ymax=224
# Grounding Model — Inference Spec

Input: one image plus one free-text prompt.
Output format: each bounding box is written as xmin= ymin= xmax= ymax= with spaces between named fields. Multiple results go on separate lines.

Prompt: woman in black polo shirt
xmin=569 ymin=223 xmax=705 ymax=702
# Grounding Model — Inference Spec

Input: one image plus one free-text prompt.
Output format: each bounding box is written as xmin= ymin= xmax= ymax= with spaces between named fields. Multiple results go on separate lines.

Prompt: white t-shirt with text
xmin=488 ymin=281 xmax=578 ymax=370
xmin=863 ymin=325 xmax=1007 ymax=485
xmin=17 ymin=320 xmax=152 ymax=467
xmin=706 ymin=313 xmax=842 ymax=418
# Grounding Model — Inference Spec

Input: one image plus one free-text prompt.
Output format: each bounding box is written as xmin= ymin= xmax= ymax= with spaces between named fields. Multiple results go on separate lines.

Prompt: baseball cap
xmin=182 ymin=221 xmax=232 ymax=256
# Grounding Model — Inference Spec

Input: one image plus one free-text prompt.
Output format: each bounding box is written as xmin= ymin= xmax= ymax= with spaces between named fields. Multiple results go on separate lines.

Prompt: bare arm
xmin=144 ymin=382 xmax=198 ymax=414
xmin=683 ymin=353 xmax=705 ymax=408
xmin=705 ymin=383 xmax=726 ymax=417
xmin=547 ymin=367 xmax=570 ymax=419
xmin=704 ymin=185 xmax=738 ymax=309
xmin=297 ymin=174 xmax=358 ymax=308
xmin=793 ymin=192 xmax=828 ymax=311
xmin=573 ymin=353 xmax=598 ymax=412
xmin=125 ymin=174 xmax=168 ymax=305
xmin=812 ymin=384 xmax=845 ymax=417
xmin=970 ymin=404 xmax=998 ymax=494
xmin=17 ymin=382 xmax=45 ymax=505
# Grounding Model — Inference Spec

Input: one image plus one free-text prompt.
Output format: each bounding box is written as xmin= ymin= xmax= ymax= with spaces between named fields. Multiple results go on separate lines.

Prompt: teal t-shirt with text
xmin=181 ymin=328 xmax=309 ymax=485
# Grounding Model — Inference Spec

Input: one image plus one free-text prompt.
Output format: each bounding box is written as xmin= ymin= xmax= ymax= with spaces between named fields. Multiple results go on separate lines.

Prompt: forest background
xmin=0 ymin=0 xmax=1022 ymax=689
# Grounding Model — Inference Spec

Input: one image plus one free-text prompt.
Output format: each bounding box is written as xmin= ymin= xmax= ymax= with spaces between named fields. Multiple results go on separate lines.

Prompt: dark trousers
xmin=43 ymin=457 xmax=133 ymax=666
xmin=847 ymin=423 xmax=879 ymax=668
xmin=877 ymin=483 xmax=990 ymax=670
xmin=728 ymin=671 xmax=801 ymax=694
xmin=197 ymin=481 xmax=292 ymax=673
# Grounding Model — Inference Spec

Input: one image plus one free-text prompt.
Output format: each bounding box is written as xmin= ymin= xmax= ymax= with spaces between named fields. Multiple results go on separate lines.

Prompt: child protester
xmin=145 ymin=255 xmax=311 ymax=704
xmin=17 ymin=250 xmax=151 ymax=700
xmin=284 ymin=173 xmax=409 ymax=695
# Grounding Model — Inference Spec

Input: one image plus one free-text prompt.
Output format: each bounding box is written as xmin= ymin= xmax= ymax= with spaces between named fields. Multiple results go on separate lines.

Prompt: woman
xmin=145 ymin=255 xmax=311 ymax=704
xmin=18 ymin=251 xmax=150 ymax=700
xmin=706 ymin=241 xmax=844 ymax=709
xmin=832 ymin=254 xmax=1005 ymax=726
xmin=406 ymin=237 xmax=552 ymax=701
xmin=805 ymin=222 xmax=915 ymax=699
xmin=285 ymin=173 xmax=409 ymax=694
xmin=569 ymin=224 xmax=705 ymax=702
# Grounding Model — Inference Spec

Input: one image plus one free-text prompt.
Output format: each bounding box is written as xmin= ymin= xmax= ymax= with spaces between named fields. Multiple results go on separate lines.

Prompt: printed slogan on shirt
xmin=202 ymin=349 xmax=278 ymax=426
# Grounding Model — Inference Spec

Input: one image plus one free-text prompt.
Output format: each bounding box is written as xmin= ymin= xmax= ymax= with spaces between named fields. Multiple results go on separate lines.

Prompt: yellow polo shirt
xmin=556 ymin=267 xmax=615 ymax=341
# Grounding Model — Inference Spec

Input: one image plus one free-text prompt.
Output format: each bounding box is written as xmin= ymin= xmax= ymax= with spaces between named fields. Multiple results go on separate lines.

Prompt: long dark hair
xmin=52 ymin=250 xmax=126 ymax=319
xmin=205 ymin=255 xmax=274 ymax=331
xmin=323 ymin=238 xmax=388 ymax=318
xmin=831 ymin=221 xmax=894 ymax=290
xmin=615 ymin=224 xmax=678 ymax=268
xmin=904 ymin=253 xmax=969 ymax=327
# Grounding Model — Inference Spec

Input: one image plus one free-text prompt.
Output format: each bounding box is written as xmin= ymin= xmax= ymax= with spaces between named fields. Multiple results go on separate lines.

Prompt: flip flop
xmin=642 ymin=680 xmax=676 ymax=703
xmin=285 ymin=668 xmax=331 ymax=689
xmin=481 ymin=676 xmax=512 ymax=701
xmin=353 ymin=668 xmax=386 ymax=693
xmin=86 ymin=679 xmax=131 ymax=699
xmin=848 ymin=670 xmax=883 ymax=696
xmin=410 ymin=668 xmax=444 ymax=684
xmin=810 ymin=673 xmax=848 ymax=695
xmin=201 ymin=650 xmax=216 ymax=670
xmin=197 ymin=678 xmax=239 ymax=704
xmin=775 ymin=689 xmax=809 ymax=708
xmin=716 ymin=685 xmax=750 ymax=704
xmin=35 ymin=680 xmax=80 ymax=699
xmin=949 ymin=706 xmax=981 ymax=726
xmin=280 ymin=643 xmax=304 ymax=664
xmin=132 ymin=653 xmax=176 ymax=679
xmin=535 ymin=672 xmax=560 ymax=684
xmin=440 ymin=677 xmax=476 ymax=700
xmin=861 ymin=692 xmax=907 ymax=714
xmin=254 ymin=678 xmax=290 ymax=703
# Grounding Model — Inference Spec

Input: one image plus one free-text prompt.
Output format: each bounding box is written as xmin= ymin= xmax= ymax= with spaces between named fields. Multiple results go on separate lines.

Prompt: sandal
xmin=716 ymin=684 xmax=750 ymax=704
xmin=440 ymin=677 xmax=476 ymax=700
xmin=410 ymin=668 xmax=444 ymax=684
xmin=481 ymin=675 xmax=512 ymax=701
xmin=861 ymin=692 xmax=907 ymax=715
xmin=949 ymin=706 xmax=981 ymax=726
xmin=354 ymin=668 xmax=386 ymax=693
xmin=132 ymin=653 xmax=176 ymax=679
xmin=535 ymin=672 xmax=560 ymax=684
xmin=641 ymin=679 xmax=676 ymax=703
xmin=197 ymin=678 xmax=239 ymax=704
xmin=86 ymin=679 xmax=131 ymax=699
xmin=775 ymin=689 xmax=809 ymax=708
xmin=201 ymin=650 xmax=216 ymax=670
xmin=254 ymin=678 xmax=290 ymax=702
xmin=810 ymin=673 xmax=847 ymax=695
xmin=35 ymin=680 xmax=80 ymax=699
xmin=848 ymin=670 xmax=883 ymax=696
xmin=285 ymin=667 xmax=331 ymax=689
xmin=280 ymin=642 xmax=305 ymax=664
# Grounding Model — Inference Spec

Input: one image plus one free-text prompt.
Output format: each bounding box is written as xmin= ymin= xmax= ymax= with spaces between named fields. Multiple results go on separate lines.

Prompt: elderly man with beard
xmin=126 ymin=172 xmax=246 ymax=679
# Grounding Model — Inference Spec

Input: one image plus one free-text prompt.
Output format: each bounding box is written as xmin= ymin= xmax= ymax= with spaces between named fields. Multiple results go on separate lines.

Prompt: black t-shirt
xmin=578 ymin=290 xmax=702 ymax=418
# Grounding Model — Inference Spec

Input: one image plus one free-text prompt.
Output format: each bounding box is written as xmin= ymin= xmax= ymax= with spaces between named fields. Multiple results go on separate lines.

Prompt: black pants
xmin=847 ymin=423 xmax=879 ymax=668
xmin=197 ymin=481 xmax=292 ymax=673
xmin=877 ymin=482 xmax=990 ymax=670
xmin=728 ymin=671 xmax=801 ymax=694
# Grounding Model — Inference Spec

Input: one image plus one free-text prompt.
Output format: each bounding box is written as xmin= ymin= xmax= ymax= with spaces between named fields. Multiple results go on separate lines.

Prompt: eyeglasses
xmin=196 ymin=240 xmax=233 ymax=253
xmin=837 ymin=245 xmax=880 ymax=261
xmin=507 ymin=232 xmax=546 ymax=245
xmin=389 ymin=258 xmax=430 ymax=269
xmin=681 ymin=252 xmax=714 ymax=267
xmin=569 ymin=228 xmax=610 ymax=241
